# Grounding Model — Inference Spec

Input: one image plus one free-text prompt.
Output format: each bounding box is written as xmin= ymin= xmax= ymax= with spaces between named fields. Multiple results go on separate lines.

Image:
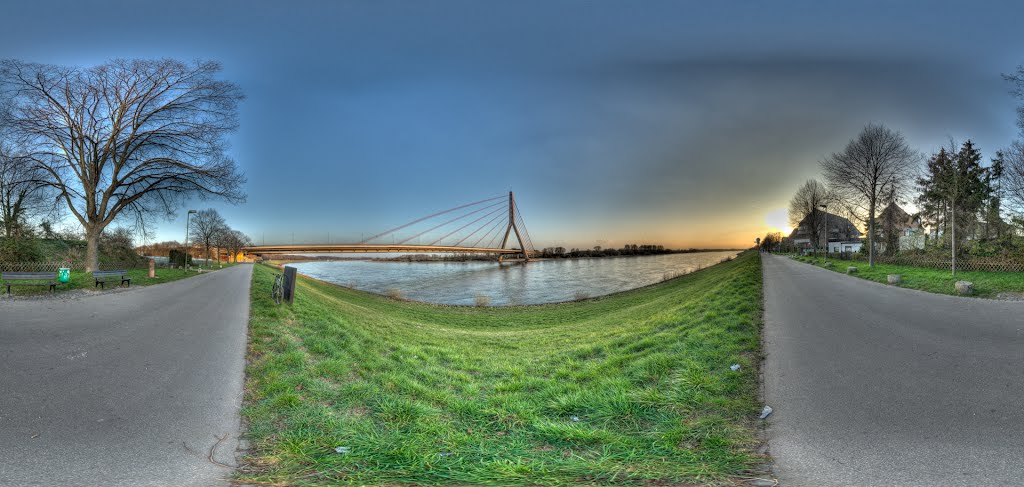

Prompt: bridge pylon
xmin=498 ymin=191 xmax=530 ymax=263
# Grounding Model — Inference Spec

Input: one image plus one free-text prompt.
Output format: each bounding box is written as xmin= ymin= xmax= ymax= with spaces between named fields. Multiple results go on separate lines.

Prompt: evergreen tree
xmin=916 ymin=141 xmax=989 ymax=274
xmin=986 ymin=151 xmax=1006 ymax=240
xmin=917 ymin=147 xmax=954 ymax=244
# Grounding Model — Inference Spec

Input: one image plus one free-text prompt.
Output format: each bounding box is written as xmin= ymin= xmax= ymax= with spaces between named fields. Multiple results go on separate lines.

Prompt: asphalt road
xmin=0 ymin=264 xmax=252 ymax=486
xmin=762 ymin=254 xmax=1024 ymax=486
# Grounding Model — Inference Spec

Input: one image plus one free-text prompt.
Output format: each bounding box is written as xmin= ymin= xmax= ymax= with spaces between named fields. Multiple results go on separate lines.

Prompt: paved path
xmin=0 ymin=265 xmax=252 ymax=486
xmin=762 ymin=254 xmax=1024 ymax=486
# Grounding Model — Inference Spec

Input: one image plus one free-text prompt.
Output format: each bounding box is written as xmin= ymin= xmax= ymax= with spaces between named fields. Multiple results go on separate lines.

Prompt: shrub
xmin=474 ymin=294 xmax=491 ymax=307
xmin=168 ymin=249 xmax=193 ymax=267
xmin=385 ymin=288 xmax=405 ymax=300
xmin=0 ymin=234 xmax=43 ymax=262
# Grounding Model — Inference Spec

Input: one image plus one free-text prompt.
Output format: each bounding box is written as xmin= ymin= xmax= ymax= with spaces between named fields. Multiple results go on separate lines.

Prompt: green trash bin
xmin=58 ymin=268 xmax=70 ymax=285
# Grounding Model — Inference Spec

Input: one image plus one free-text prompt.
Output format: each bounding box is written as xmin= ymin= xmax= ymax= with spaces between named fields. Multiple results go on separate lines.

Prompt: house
xmin=877 ymin=203 xmax=925 ymax=252
xmin=789 ymin=210 xmax=862 ymax=254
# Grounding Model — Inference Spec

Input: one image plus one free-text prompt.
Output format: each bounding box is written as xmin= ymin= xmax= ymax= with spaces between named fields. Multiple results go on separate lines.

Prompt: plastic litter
xmin=571 ymin=416 xmax=580 ymax=422
xmin=334 ymin=446 xmax=350 ymax=454
xmin=439 ymin=452 xmax=454 ymax=457
xmin=730 ymin=364 xmax=741 ymax=371
xmin=759 ymin=405 xmax=773 ymax=419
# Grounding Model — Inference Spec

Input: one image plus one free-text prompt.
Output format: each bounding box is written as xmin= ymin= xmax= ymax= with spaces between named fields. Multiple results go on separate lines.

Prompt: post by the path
xmin=283 ymin=266 xmax=298 ymax=304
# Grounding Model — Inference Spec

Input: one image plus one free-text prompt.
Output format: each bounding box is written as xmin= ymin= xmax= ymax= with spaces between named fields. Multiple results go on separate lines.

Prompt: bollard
xmin=149 ymin=259 xmax=156 ymax=278
xmin=283 ymin=266 xmax=298 ymax=304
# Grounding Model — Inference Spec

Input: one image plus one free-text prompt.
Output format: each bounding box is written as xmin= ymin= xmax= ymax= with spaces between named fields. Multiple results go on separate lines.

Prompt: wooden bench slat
xmin=2 ymin=272 xmax=59 ymax=294
xmin=92 ymin=270 xmax=131 ymax=289
xmin=92 ymin=270 xmax=128 ymax=277
xmin=2 ymin=273 xmax=57 ymax=280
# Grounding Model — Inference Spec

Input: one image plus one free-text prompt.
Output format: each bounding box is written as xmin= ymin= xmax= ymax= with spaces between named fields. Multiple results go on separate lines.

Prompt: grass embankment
xmin=240 ymin=251 xmax=766 ymax=486
xmin=1 ymin=263 xmax=238 ymax=296
xmin=791 ymin=255 xmax=1024 ymax=298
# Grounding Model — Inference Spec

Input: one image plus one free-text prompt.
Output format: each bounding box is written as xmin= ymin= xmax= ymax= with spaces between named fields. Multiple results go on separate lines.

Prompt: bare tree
xmin=1004 ymin=140 xmax=1024 ymax=216
xmin=1005 ymin=65 xmax=1024 ymax=135
xmin=189 ymin=208 xmax=226 ymax=267
xmin=821 ymin=124 xmax=919 ymax=266
xmin=0 ymin=58 xmax=245 ymax=270
xmin=217 ymin=228 xmax=251 ymax=263
xmin=788 ymin=179 xmax=832 ymax=255
xmin=0 ymin=142 xmax=51 ymax=238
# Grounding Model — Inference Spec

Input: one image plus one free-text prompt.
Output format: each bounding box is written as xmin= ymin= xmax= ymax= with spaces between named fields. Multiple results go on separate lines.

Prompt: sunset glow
xmin=764 ymin=208 xmax=792 ymax=236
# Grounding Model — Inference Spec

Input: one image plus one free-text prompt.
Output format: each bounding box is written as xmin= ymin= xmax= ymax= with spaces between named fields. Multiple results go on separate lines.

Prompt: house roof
xmin=789 ymin=210 xmax=861 ymax=239
xmin=879 ymin=202 xmax=920 ymax=230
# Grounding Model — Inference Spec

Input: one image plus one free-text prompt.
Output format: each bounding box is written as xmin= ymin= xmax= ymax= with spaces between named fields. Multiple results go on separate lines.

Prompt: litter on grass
xmin=759 ymin=405 xmax=773 ymax=419
xmin=334 ymin=446 xmax=350 ymax=454
xmin=730 ymin=364 xmax=741 ymax=371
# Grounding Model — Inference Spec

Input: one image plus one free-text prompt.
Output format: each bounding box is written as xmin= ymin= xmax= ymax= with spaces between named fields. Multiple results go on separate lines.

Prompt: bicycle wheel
xmin=272 ymin=276 xmax=283 ymax=304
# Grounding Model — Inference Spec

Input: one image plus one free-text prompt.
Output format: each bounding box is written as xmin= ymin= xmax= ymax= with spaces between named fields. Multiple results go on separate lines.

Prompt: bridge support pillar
xmin=499 ymin=191 xmax=530 ymax=264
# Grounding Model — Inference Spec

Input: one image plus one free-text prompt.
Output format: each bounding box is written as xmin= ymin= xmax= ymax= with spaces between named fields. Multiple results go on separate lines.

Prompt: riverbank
xmin=239 ymin=251 xmax=768 ymax=486
xmin=790 ymin=255 xmax=1024 ymax=298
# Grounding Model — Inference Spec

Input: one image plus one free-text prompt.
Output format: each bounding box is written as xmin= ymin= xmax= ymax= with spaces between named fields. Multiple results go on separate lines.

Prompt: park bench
xmin=2 ymin=272 xmax=59 ymax=295
xmin=93 ymin=270 xmax=132 ymax=289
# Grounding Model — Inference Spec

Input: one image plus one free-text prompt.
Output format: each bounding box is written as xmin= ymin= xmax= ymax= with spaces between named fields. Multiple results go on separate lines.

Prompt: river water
xmin=289 ymin=251 xmax=739 ymax=306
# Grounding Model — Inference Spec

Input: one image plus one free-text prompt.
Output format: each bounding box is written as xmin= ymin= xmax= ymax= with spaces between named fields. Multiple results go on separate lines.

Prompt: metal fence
xmin=851 ymin=254 xmax=1024 ymax=273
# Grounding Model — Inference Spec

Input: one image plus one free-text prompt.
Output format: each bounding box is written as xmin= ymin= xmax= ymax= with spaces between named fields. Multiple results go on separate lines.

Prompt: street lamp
xmin=820 ymin=204 xmax=829 ymax=263
xmin=184 ymin=209 xmax=197 ymax=269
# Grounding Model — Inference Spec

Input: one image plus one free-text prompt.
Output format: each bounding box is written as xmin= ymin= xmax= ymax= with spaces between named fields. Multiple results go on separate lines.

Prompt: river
xmin=289 ymin=251 xmax=739 ymax=306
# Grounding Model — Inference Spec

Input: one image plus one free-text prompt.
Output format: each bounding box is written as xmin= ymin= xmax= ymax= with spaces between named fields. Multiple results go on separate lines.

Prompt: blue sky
xmin=2 ymin=1 xmax=1022 ymax=248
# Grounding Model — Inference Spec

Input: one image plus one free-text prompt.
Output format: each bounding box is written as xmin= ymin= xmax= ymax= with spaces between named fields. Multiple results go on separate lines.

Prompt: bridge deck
xmin=243 ymin=244 xmax=536 ymax=255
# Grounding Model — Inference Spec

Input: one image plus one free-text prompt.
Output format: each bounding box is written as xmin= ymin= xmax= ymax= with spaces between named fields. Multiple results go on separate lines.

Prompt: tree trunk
xmin=868 ymin=201 xmax=876 ymax=266
xmin=951 ymin=203 xmax=956 ymax=277
xmin=84 ymin=226 xmax=101 ymax=272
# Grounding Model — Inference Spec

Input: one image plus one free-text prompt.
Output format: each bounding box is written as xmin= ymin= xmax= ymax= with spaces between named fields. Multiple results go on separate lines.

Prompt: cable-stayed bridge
xmin=243 ymin=192 xmax=538 ymax=262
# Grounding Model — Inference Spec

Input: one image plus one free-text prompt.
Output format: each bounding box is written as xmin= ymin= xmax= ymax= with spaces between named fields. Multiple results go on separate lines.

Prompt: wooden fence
xmin=0 ymin=259 xmax=151 ymax=273
xmin=851 ymin=254 xmax=1024 ymax=273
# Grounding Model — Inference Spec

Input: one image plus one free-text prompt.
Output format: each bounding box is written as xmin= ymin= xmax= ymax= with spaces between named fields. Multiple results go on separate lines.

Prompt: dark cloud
xmin=1 ymin=1 xmax=1022 ymax=246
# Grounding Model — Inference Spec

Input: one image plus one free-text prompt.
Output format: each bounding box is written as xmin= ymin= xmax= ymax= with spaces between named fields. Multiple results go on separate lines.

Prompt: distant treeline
xmin=375 ymin=245 xmax=736 ymax=262
xmin=539 ymin=245 xmax=735 ymax=259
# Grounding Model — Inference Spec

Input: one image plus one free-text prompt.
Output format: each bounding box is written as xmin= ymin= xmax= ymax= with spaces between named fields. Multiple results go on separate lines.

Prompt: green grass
xmin=791 ymin=256 xmax=1024 ymax=298
xmin=239 ymin=251 xmax=767 ymax=486
xmin=1 ymin=262 xmax=239 ymax=296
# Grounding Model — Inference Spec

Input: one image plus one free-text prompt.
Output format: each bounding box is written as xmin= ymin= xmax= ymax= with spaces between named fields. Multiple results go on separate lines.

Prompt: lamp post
xmin=820 ymin=204 xmax=829 ymax=263
xmin=184 ymin=209 xmax=197 ymax=269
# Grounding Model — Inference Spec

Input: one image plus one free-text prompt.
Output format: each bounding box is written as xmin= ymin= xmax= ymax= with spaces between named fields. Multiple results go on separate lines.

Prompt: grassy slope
xmin=240 ymin=252 xmax=766 ymax=486
xmin=791 ymin=256 xmax=1024 ymax=298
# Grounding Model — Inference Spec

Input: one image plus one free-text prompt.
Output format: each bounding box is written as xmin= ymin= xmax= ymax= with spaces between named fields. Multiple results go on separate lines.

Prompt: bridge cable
xmin=478 ymin=216 xmax=510 ymax=249
xmin=430 ymin=205 xmax=507 ymax=246
xmin=472 ymin=218 xmax=507 ymax=249
xmin=512 ymin=200 xmax=536 ymax=251
xmin=452 ymin=211 xmax=506 ymax=247
xmin=395 ymin=200 xmax=506 ymax=245
xmin=515 ymin=212 xmax=535 ymax=251
xmin=358 ymin=195 xmax=505 ymax=244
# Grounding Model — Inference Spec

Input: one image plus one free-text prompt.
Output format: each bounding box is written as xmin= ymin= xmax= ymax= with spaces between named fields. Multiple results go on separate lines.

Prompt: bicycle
xmin=272 ymin=273 xmax=283 ymax=305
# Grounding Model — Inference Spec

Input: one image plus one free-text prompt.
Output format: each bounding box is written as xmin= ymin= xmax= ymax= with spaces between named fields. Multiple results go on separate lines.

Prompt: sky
xmin=1 ymin=0 xmax=1023 ymax=249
